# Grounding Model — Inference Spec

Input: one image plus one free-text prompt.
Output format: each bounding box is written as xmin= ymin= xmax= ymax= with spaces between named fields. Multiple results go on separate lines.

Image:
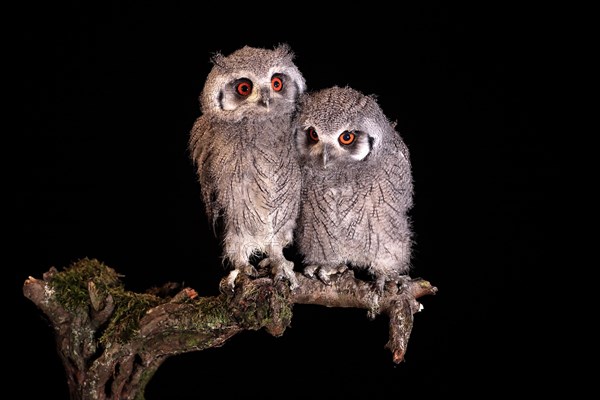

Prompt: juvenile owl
xmin=189 ymin=44 xmax=306 ymax=291
xmin=294 ymin=86 xmax=414 ymax=297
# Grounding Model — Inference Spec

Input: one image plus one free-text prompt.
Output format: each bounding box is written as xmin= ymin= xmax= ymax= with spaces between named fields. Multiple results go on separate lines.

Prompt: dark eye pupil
xmin=343 ymin=133 xmax=351 ymax=141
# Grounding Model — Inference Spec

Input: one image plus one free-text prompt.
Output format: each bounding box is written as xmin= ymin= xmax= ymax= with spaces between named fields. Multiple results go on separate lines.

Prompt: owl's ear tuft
xmin=210 ymin=52 xmax=226 ymax=68
xmin=274 ymin=43 xmax=294 ymax=60
xmin=367 ymin=93 xmax=380 ymax=103
xmin=275 ymin=42 xmax=291 ymax=53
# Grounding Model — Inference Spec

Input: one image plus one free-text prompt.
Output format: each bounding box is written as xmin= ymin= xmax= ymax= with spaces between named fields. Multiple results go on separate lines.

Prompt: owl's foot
xmin=221 ymin=270 xmax=239 ymax=294
xmin=366 ymin=275 xmax=406 ymax=319
xmin=221 ymin=264 xmax=259 ymax=293
xmin=374 ymin=275 xmax=387 ymax=298
xmin=259 ymin=258 xmax=299 ymax=290
xmin=303 ymin=265 xmax=348 ymax=285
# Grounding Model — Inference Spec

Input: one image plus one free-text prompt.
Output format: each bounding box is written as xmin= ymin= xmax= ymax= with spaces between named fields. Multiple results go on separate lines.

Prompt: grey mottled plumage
xmin=189 ymin=44 xmax=306 ymax=291
xmin=294 ymin=86 xmax=414 ymax=297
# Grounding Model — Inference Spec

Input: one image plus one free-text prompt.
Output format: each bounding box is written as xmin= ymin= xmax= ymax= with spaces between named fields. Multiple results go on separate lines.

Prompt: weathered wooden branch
xmin=23 ymin=257 xmax=437 ymax=400
xmin=292 ymin=272 xmax=435 ymax=364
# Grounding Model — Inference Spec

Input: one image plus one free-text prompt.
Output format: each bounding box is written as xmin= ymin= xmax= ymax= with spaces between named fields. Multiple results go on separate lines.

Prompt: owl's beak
xmin=259 ymin=90 xmax=270 ymax=111
xmin=322 ymin=146 xmax=329 ymax=168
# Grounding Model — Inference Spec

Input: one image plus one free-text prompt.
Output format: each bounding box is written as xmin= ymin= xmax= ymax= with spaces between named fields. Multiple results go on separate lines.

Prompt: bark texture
xmin=23 ymin=257 xmax=437 ymax=400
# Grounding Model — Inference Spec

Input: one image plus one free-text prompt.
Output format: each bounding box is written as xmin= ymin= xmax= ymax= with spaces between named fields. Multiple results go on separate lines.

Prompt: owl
xmin=294 ymin=86 xmax=414 ymax=297
xmin=189 ymin=44 xmax=306 ymax=291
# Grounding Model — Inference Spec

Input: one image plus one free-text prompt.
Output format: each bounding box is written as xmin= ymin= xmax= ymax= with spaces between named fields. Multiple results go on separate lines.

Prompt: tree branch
xmin=23 ymin=258 xmax=436 ymax=400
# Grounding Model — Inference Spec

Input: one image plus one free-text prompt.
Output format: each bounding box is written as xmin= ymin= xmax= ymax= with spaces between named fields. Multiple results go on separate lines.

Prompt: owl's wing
xmin=189 ymin=116 xmax=221 ymax=228
xmin=189 ymin=117 xmax=211 ymax=162
xmin=386 ymin=135 xmax=414 ymax=210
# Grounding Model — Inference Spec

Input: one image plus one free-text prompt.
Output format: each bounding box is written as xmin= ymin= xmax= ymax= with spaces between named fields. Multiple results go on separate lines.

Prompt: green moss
xmin=137 ymin=365 xmax=161 ymax=400
xmin=191 ymin=297 xmax=233 ymax=330
xmin=102 ymin=291 xmax=162 ymax=345
xmin=49 ymin=258 xmax=163 ymax=344
xmin=229 ymin=280 xmax=293 ymax=333
xmin=273 ymin=290 xmax=294 ymax=323
xmin=46 ymin=258 xmax=293 ymax=347
xmin=50 ymin=258 xmax=124 ymax=310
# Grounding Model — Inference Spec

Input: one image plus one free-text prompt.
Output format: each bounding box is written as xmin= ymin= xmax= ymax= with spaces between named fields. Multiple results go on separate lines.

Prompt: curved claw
xmin=221 ymin=265 xmax=259 ymax=293
xmin=270 ymin=259 xmax=299 ymax=290
xmin=220 ymin=269 xmax=240 ymax=294
xmin=304 ymin=265 xmax=348 ymax=286
xmin=303 ymin=265 xmax=319 ymax=279
xmin=316 ymin=268 xmax=333 ymax=285
xmin=257 ymin=257 xmax=271 ymax=270
xmin=241 ymin=264 xmax=259 ymax=278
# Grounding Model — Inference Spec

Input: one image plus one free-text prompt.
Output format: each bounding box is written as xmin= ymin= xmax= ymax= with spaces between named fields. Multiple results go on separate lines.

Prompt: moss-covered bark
xmin=23 ymin=258 xmax=436 ymax=400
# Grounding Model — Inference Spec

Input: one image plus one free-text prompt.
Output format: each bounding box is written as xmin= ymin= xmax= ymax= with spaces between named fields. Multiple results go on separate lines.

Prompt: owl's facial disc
xmin=303 ymin=125 xmax=372 ymax=167
xmin=219 ymin=74 xmax=294 ymax=117
xmin=347 ymin=134 xmax=372 ymax=161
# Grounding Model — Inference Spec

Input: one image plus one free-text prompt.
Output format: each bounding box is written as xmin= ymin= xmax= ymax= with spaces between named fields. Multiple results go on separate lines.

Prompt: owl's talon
xmin=241 ymin=264 xmax=259 ymax=278
xmin=274 ymin=273 xmax=299 ymax=290
xmin=316 ymin=269 xmax=333 ymax=285
xmin=220 ymin=270 xmax=239 ymax=294
xmin=305 ymin=265 xmax=347 ymax=285
xmin=272 ymin=260 xmax=299 ymax=290
xmin=303 ymin=265 xmax=319 ymax=279
xmin=220 ymin=266 xmax=259 ymax=293
xmin=374 ymin=276 xmax=386 ymax=298
xmin=257 ymin=258 xmax=271 ymax=271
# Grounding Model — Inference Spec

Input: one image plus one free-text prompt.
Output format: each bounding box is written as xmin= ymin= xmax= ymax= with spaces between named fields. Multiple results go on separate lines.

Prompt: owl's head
xmin=200 ymin=44 xmax=306 ymax=121
xmin=295 ymin=86 xmax=390 ymax=168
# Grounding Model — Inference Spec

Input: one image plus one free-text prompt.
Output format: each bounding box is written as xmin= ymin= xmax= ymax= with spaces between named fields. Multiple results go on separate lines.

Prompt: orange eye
xmin=235 ymin=79 xmax=253 ymax=96
xmin=307 ymin=127 xmax=319 ymax=142
xmin=339 ymin=131 xmax=356 ymax=145
xmin=271 ymin=75 xmax=283 ymax=92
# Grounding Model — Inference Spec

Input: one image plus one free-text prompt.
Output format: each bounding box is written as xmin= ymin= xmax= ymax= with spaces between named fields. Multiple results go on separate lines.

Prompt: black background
xmin=12 ymin=2 xmax=558 ymax=398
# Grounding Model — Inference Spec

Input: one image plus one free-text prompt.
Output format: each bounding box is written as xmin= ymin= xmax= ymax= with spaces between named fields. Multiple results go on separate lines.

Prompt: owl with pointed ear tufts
xmin=294 ymin=85 xmax=415 ymax=300
xmin=189 ymin=44 xmax=306 ymax=291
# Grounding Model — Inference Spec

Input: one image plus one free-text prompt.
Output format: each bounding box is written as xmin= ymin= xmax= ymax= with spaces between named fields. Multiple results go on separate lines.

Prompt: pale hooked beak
xmin=322 ymin=145 xmax=329 ymax=169
xmin=259 ymin=89 xmax=270 ymax=111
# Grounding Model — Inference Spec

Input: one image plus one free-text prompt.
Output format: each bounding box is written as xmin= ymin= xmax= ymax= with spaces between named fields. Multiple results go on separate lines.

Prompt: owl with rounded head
xmin=294 ymin=85 xmax=415 ymax=302
xmin=189 ymin=44 xmax=306 ymax=291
